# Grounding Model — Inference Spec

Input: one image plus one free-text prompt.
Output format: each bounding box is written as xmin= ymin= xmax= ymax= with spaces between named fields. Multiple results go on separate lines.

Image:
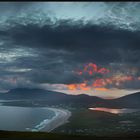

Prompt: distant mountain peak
xmin=116 ymin=92 xmax=140 ymax=100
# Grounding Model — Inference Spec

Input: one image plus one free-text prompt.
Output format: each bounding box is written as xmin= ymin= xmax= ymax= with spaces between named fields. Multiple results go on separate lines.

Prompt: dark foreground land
xmin=52 ymin=108 xmax=140 ymax=136
xmin=0 ymin=130 xmax=140 ymax=140
xmin=1 ymin=101 xmax=140 ymax=137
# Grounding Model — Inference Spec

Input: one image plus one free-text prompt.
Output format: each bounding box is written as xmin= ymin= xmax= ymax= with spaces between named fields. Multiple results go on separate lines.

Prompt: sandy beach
xmin=30 ymin=108 xmax=71 ymax=132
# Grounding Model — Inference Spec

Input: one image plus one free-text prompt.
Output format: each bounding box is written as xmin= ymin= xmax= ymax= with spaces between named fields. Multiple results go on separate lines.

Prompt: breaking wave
xmin=26 ymin=110 xmax=60 ymax=132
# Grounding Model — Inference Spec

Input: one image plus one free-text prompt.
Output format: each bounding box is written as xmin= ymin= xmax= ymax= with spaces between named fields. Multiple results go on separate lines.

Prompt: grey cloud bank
xmin=0 ymin=2 xmax=140 ymax=91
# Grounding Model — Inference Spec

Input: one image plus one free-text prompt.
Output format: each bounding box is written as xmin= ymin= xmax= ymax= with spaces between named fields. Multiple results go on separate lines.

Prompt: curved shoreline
xmin=30 ymin=108 xmax=71 ymax=132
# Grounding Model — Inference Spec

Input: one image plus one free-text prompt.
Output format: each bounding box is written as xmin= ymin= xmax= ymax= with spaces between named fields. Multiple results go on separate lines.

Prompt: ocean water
xmin=0 ymin=106 xmax=55 ymax=132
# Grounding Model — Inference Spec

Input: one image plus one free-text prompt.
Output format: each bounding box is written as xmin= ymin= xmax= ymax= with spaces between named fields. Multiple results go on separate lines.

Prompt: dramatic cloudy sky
xmin=0 ymin=2 xmax=140 ymax=98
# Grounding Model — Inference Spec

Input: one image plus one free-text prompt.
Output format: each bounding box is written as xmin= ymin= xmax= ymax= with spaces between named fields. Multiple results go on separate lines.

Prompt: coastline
xmin=29 ymin=108 xmax=71 ymax=132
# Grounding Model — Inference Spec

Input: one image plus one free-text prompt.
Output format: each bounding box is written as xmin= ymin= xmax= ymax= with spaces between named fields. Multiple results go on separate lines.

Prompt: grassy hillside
xmin=53 ymin=108 xmax=140 ymax=136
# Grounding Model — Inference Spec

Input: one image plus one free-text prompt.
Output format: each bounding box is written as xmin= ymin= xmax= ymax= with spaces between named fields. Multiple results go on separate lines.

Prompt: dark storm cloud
xmin=26 ymin=69 xmax=83 ymax=84
xmin=2 ymin=19 xmax=140 ymax=66
xmin=1 ymin=19 xmax=140 ymax=86
xmin=122 ymin=80 xmax=140 ymax=90
xmin=0 ymin=2 xmax=140 ymax=91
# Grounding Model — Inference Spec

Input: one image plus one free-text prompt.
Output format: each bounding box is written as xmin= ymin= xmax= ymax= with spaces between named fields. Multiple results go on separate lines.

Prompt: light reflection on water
xmin=89 ymin=107 xmax=140 ymax=114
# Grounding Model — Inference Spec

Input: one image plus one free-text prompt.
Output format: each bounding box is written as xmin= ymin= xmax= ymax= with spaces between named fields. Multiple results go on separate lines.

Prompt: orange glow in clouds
xmin=67 ymin=63 xmax=140 ymax=91
xmin=67 ymin=82 xmax=90 ymax=91
xmin=78 ymin=63 xmax=110 ymax=76
xmin=84 ymin=63 xmax=98 ymax=75
xmin=67 ymin=84 xmax=78 ymax=90
xmin=93 ymin=79 xmax=106 ymax=87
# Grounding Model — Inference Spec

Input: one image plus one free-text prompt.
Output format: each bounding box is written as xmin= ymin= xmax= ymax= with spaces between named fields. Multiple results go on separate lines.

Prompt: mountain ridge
xmin=0 ymin=88 xmax=140 ymax=108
